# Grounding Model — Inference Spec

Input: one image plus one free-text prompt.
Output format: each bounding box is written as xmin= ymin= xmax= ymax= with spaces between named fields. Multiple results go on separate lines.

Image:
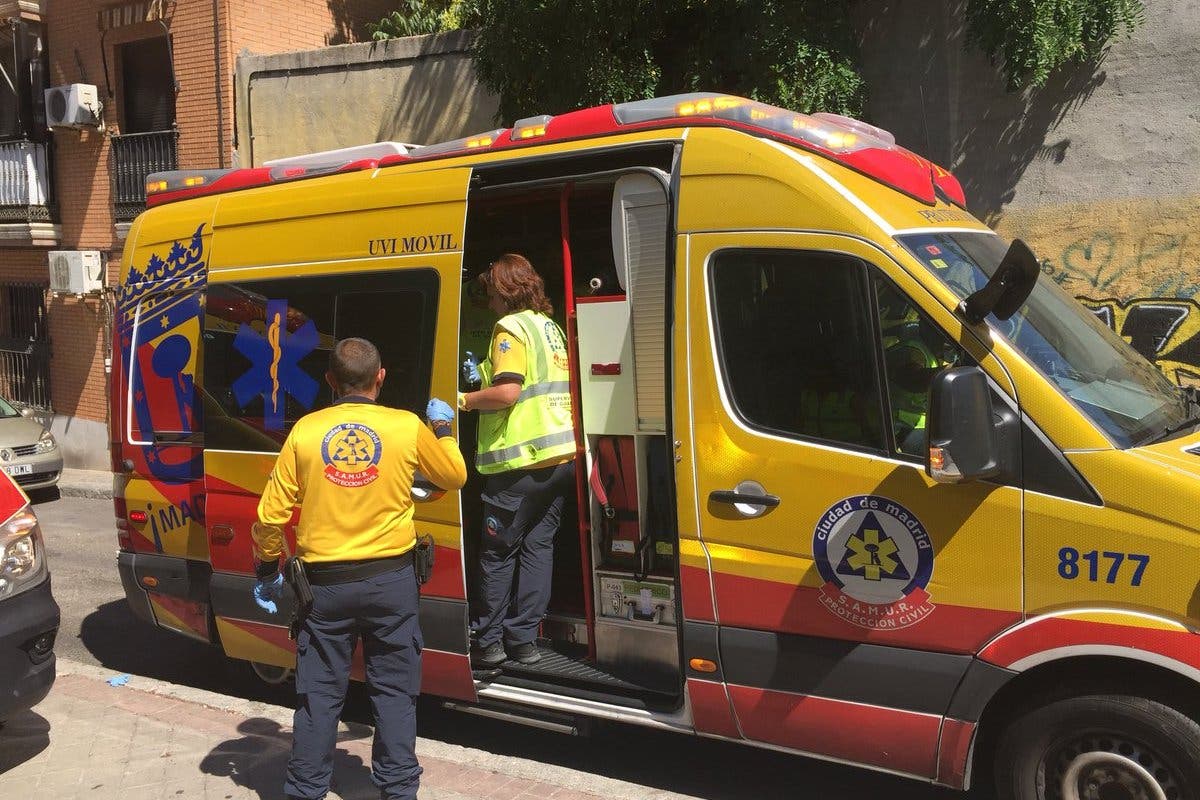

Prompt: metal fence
xmin=110 ymin=128 xmax=178 ymax=222
xmin=0 ymin=282 xmax=51 ymax=410
xmin=0 ymin=139 xmax=53 ymax=223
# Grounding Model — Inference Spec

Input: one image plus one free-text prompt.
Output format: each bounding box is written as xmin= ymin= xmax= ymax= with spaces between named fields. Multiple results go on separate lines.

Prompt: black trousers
xmin=472 ymin=460 xmax=575 ymax=648
xmin=286 ymin=564 xmax=422 ymax=800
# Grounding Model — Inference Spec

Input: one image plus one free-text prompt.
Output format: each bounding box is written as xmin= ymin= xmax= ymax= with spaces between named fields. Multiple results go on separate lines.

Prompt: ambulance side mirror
xmin=926 ymin=366 xmax=1000 ymax=484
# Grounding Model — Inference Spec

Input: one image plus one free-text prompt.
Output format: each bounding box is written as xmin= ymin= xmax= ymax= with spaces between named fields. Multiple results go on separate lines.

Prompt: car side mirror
xmin=926 ymin=366 xmax=1000 ymax=483
xmin=19 ymin=405 xmax=34 ymax=418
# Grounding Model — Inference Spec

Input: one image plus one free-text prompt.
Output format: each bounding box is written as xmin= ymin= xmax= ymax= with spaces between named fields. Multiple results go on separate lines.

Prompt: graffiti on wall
xmin=996 ymin=200 xmax=1199 ymax=388
xmin=1077 ymin=297 xmax=1200 ymax=387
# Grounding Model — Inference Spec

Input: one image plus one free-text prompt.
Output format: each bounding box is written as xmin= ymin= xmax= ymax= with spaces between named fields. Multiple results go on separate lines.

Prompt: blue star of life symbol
xmin=332 ymin=429 xmax=371 ymax=466
xmin=232 ymin=299 xmax=319 ymax=430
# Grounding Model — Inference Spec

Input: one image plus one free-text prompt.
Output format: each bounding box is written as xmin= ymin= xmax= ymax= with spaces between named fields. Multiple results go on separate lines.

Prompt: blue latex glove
xmin=253 ymin=573 xmax=284 ymax=615
xmin=461 ymin=351 xmax=481 ymax=386
xmin=426 ymin=398 xmax=455 ymax=423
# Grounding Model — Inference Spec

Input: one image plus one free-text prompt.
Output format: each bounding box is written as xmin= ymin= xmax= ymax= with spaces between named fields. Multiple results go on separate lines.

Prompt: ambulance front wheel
xmin=995 ymin=694 xmax=1200 ymax=800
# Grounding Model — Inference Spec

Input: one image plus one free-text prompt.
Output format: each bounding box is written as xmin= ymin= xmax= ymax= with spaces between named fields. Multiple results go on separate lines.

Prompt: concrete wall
xmin=234 ymin=30 xmax=500 ymax=166
xmin=856 ymin=0 xmax=1200 ymax=386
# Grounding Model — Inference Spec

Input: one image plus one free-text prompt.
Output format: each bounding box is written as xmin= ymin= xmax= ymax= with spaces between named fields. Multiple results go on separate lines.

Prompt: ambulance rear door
xmin=682 ymin=231 xmax=1022 ymax=779
xmin=115 ymin=214 xmax=214 ymax=644
xmin=201 ymin=166 xmax=477 ymax=701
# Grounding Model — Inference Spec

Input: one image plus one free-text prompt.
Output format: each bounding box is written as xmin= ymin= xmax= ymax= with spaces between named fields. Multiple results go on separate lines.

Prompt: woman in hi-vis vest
xmin=458 ymin=254 xmax=576 ymax=668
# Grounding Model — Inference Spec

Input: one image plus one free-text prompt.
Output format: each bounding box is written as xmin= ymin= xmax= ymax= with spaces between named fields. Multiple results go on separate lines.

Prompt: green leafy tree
xmin=469 ymin=1 xmax=867 ymax=122
xmin=965 ymin=0 xmax=1145 ymax=89
xmin=369 ymin=0 xmax=1145 ymax=121
xmin=368 ymin=0 xmax=480 ymax=40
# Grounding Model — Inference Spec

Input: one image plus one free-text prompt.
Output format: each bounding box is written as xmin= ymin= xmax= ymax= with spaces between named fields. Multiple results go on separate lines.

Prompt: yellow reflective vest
xmin=476 ymin=310 xmax=575 ymax=474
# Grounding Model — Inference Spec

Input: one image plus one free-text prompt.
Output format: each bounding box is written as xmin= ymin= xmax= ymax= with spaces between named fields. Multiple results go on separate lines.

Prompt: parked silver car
xmin=0 ymin=397 xmax=61 ymax=491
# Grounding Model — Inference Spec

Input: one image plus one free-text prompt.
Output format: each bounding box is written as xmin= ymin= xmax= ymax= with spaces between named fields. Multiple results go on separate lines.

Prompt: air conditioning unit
xmin=48 ymin=250 xmax=104 ymax=295
xmin=44 ymin=84 xmax=101 ymax=130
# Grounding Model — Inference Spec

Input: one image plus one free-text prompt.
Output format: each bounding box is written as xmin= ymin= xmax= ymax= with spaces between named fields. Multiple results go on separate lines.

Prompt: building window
xmin=109 ymin=36 xmax=177 ymax=223
xmin=0 ymin=20 xmax=52 ymax=223
xmin=119 ymin=36 xmax=174 ymax=133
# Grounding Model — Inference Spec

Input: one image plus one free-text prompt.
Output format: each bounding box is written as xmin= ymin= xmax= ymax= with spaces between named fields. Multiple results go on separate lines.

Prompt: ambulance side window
xmin=203 ymin=269 xmax=439 ymax=452
xmin=709 ymin=249 xmax=887 ymax=452
xmin=874 ymin=277 xmax=970 ymax=459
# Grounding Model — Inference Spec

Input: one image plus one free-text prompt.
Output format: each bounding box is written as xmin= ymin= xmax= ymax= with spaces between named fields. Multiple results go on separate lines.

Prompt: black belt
xmin=303 ymin=551 xmax=414 ymax=586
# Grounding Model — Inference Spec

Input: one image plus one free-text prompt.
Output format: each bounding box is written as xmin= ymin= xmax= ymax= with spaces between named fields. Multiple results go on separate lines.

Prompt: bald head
xmin=327 ymin=338 xmax=384 ymax=397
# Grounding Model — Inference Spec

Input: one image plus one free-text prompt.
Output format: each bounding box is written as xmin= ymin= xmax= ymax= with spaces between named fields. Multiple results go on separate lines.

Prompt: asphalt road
xmin=30 ymin=492 xmax=975 ymax=800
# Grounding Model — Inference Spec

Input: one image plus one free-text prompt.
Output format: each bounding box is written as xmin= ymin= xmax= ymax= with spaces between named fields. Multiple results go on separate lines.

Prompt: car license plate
xmin=3 ymin=463 xmax=32 ymax=476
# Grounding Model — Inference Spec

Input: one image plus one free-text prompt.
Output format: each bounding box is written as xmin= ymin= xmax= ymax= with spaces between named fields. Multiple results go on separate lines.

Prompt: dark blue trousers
xmin=472 ymin=460 xmax=575 ymax=648
xmin=286 ymin=564 xmax=422 ymax=800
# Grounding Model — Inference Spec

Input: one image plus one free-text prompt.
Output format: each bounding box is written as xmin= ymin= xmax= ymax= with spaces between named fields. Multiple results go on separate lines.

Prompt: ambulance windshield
xmin=898 ymin=231 xmax=1195 ymax=448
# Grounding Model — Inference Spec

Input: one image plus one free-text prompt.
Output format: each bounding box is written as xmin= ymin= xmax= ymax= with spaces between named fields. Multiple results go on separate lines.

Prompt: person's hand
xmin=427 ymin=398 xmax=455 ymax=424
xmin=253 ymin=574 xmax=284 ymax=614
xmin=461 ymin=351 xmax=481 ymax=387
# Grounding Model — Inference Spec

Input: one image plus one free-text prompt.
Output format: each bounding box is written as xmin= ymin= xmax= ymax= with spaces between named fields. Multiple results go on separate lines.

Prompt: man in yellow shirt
xmin=252 ymin=337 xmax=465 ymax=800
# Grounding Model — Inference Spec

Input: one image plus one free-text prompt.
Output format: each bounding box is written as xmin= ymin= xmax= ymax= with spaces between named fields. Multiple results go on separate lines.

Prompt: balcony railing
xmin=110 ymin=129 xmax=178 ymax=222
xmin=0 ymin=139 xmax=53 ymax=223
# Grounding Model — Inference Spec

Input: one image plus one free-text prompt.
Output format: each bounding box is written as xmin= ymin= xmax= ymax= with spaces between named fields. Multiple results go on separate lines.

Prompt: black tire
xmin=995 ymin=694 xmax=1200 ymax=800
xmin=249 ymin=660 xmax=294 ymax=686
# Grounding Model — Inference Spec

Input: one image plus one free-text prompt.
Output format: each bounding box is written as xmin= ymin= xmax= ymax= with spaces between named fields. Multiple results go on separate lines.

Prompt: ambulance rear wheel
xmin=995 ymin=695 xmax=1200 ymax=800
xmin=250 ymin=660 xmax=294 ymax=685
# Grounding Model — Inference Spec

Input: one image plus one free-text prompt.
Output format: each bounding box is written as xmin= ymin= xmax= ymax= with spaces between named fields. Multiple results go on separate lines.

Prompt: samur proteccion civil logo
xmin=321 ymin=423 xmax=383 ymax=488
xmin=813 ymin=495 xmax=935 ymax=630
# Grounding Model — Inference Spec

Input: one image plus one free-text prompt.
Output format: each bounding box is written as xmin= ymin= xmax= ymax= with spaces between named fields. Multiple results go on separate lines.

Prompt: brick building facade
xmin=0 ymin=0 xmax=391 ymax=468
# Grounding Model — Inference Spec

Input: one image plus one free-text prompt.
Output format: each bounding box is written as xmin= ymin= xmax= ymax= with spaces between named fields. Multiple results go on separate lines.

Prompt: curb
xmin=57 ymin=483 xmax=113 ymax=500
xmin=54 ymin=657 xmax=698 ymax=800
xmin=55 ymin=469 xmax=113 ymax=500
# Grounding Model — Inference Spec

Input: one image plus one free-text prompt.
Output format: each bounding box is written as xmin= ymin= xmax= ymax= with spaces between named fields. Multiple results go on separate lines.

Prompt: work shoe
xmin=507 ymin=641 xmax=541 ymax=664
xmin=471 ymin=641 xmax=506 ymax=668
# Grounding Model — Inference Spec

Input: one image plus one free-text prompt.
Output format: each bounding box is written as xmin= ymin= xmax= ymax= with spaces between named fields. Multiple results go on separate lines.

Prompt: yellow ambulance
xmin=110 ymin=92 xmax=1200 ymax=800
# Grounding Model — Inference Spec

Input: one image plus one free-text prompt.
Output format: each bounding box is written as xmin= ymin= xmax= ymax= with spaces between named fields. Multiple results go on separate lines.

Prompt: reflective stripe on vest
xmin=891 ymin=337 xmax=940 ymax=430
xmin=476 ymin=311 xmax=575 ymax=473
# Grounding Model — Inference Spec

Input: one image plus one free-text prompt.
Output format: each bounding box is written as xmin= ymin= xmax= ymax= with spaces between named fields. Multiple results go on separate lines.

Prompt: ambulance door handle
xmin=709 ymin=480 xmax=779 ymax=518
xmin=709 ymin=490 xmax=780 ymax=507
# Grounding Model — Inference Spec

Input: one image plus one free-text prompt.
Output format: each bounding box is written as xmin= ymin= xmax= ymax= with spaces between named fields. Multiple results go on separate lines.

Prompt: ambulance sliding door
xmin=202 ymin=167 xmax=477 ymax=700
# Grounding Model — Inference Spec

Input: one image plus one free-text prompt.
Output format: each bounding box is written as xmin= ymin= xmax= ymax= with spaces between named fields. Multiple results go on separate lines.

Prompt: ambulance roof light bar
xmin=512 ymin=114 xmax=553 ymax=140
xmin=408 ymin=128 xmax=508 ymax=158
xmin=612 ymin=92 xmax=896 ymax=155
xmin=611 ymin=92 xmax=964 ymax=206
xmin=263 ymin=141 xmax=415 ymax=169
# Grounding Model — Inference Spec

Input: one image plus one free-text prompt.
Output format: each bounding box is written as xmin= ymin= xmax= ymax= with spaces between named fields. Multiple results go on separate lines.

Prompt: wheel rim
xmin=1045 ymin=731 xmax=1181 ymax=800
xmin=250 ymin=661 xmax=293 ymax=685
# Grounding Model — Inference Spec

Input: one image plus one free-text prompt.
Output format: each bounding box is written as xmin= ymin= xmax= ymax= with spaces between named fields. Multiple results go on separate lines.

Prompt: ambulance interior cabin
xmin=458 ymin=145 xmax=681 ymax=705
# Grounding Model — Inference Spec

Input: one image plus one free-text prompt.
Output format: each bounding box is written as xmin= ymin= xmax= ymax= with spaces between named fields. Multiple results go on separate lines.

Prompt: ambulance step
xmin=442 ymin=699 xmax=585 ymax=735
xmin=485 ymin=643 xmax=679 ymax=710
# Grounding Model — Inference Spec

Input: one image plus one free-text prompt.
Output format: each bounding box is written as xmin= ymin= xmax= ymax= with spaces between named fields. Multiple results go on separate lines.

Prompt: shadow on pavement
xmin=200 ymin=717 xmax=377 ymax=800
xmin=26 ymin=487 xmax=60 ymax=506
xmin=78 ymin=600 xmax=967 ymax=800
xmin=78 ymin=600 xmax=295 ymax=707
xmin=0 ymin=709 xmax=50 ymax=773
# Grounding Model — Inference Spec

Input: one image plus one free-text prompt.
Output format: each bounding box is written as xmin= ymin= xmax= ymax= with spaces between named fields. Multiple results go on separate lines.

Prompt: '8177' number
xmin=1058 ymin=548 xmax=1149 ymax=586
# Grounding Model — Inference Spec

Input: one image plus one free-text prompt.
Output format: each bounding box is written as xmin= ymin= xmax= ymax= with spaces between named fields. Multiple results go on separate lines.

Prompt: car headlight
xmin=0 ymin=507 xmax=48 ymax=599
xmin=34 ymin=430 xmax=56 ymax=454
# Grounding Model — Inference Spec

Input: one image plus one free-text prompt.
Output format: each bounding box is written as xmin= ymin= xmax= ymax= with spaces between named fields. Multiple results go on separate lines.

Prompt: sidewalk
xmin=0 ymin=658 xmax=690 ymax=800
